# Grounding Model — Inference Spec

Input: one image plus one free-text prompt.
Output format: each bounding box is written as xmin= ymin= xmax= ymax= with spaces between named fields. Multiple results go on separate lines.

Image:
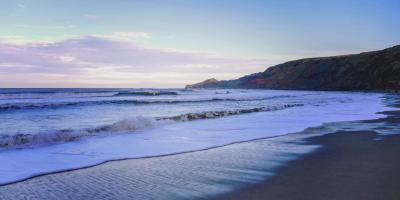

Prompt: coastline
xmin=216 ymin=110 xmax=400 ymax=200
xmin=0 ymin=129 xmax=320 ymax=199
xmin=0 ymin=90 xmax=386 ymax=187
xmin=0 ymin=96 xmax=398 ymax=199
xmin=1 ymin=1 xmax=399 ymax=199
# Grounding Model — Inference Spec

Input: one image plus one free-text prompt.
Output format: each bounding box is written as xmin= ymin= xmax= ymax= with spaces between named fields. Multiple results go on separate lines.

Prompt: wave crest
xmin=166 ymin=103 xmax=303 ymax=121
xmin=0 ymin=116 xmax=166 ymax=149
xmin=0 ymin=103 xmax=303 ymax=149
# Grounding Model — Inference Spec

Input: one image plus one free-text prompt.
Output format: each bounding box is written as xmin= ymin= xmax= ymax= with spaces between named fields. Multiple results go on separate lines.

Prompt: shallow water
xmin=1 ymin=118 xmax=399 ymax=200
xmin=0 ymin=135 xmax=319 ymax=200
xmin=0 ymin=89 xmax=393 ymax=185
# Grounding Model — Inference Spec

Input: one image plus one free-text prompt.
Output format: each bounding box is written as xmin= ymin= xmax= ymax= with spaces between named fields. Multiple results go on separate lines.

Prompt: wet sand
xmin=218 ymin=115 xmax=400 ymax=200
xmin=0 ymin=132 xmax=318 ymax=200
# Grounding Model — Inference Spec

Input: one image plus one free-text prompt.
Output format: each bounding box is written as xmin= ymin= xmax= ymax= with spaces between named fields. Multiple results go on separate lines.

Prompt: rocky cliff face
xmin=186 ymin=45 xmax=400 ymax=91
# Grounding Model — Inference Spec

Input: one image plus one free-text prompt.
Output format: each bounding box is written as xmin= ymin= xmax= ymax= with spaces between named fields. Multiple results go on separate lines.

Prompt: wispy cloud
xmin=111 ymin=32 xmax=151 ymax=39
xmin=95 ymin=32 xmax=151 ymax=41
xmin=0 ymin=36 xmax=270 ymax=87
xmin=0 ymin=36 xmax=52 ymax=45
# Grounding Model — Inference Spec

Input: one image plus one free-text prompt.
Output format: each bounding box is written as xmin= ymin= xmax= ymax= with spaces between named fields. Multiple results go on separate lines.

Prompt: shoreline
xmin=0 ymin=91 xmax=387 ymax=187
xmin=0 ymin=132 xmax=299 ymax=187
xmin=0 ymin=127 xmax=320 ymax=199
xmin=1 ymin=107 xmax=392 ymax=187
xmin=216 ymin=111 xmax=400 ymax=200
xmin=0 ymin=96 xmax=398 ymax=199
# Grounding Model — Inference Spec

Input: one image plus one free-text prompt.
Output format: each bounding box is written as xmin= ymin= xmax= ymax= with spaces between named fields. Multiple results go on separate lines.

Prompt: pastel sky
xmin=1 ymin=0 xmax=399 ymax=88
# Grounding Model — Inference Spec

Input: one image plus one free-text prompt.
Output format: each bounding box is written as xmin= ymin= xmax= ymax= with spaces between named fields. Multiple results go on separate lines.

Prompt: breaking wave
xmin=0 ymin=103 xmax=303 ymax=149
xmin=163 ymin=103 xmax=303 ymax=121
xmin=0 ymin=116 xmax=167 ymax=149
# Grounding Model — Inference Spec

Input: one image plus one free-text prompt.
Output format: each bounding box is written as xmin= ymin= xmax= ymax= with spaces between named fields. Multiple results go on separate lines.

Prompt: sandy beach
xmin=218 ymin=133 xmax=400 ymax=200
xmin=217 ymin=110 xmax=400 ymax=200
xmin=1 ymin=1 xmax=399 ymax=199
xmin=0 ymin=107 xmax=398 ymax=199
xmin=0 ymin=93 xmax=396 ymax=200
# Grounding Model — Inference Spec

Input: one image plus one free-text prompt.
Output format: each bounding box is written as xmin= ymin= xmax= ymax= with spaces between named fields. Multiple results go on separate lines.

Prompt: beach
xmin=1 ymin=1 xmax=399 ymax=199
xmin=218 ymin=130 xmax=400 ymax=199
xmin=217 ymin=111 xmax=400 ymax=200
xmin=0 ymin=97 xmax=399 ymax=199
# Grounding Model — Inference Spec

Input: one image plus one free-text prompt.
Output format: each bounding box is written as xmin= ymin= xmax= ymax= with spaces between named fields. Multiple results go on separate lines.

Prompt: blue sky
xmin=0 ymin=0 xmax=399 ymax=87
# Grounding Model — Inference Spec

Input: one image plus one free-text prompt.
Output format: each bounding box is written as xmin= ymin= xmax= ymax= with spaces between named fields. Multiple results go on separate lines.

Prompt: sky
xmin=0 ymin=0 xmax=399 ymax=88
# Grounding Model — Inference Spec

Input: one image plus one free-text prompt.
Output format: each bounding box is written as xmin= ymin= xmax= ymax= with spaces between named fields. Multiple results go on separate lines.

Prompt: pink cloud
xmin=0 ymin=36 xmax=270 ymax=87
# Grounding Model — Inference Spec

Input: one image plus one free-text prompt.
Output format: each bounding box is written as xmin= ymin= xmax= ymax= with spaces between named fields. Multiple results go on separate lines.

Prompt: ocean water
xmin=0 ymin=88 xmax=392 ymax=185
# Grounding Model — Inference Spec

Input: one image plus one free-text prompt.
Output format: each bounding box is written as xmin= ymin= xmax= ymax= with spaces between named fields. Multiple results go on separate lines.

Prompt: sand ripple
xmin=0 ymin=136 xmax=317 ymax=200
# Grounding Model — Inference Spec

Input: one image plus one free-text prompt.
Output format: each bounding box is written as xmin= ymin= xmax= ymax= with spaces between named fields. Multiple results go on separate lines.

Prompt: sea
xmin=0 ymin=88 xmax=392 ymax=185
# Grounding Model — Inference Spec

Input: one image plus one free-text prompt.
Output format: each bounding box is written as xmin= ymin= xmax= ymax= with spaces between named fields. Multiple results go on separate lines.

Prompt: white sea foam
xmin=0 ymin=104 xmax=302 ymax=149
xmin=0 ymin=116 xmax=167 ymax=149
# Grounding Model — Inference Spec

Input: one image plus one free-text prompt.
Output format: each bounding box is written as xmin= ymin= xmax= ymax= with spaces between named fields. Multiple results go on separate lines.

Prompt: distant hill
xmin=185 ymin=78 xmax=219 ymax=89
xmin=186 ymin=45 xmax=400 ymax=91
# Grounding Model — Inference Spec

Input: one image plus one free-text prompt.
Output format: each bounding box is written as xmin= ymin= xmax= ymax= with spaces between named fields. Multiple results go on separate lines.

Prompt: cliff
xmin=186 ymin=45 xmax=400 ymax=91
xmin=185 ymin=78 xmax=219 ymax=89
